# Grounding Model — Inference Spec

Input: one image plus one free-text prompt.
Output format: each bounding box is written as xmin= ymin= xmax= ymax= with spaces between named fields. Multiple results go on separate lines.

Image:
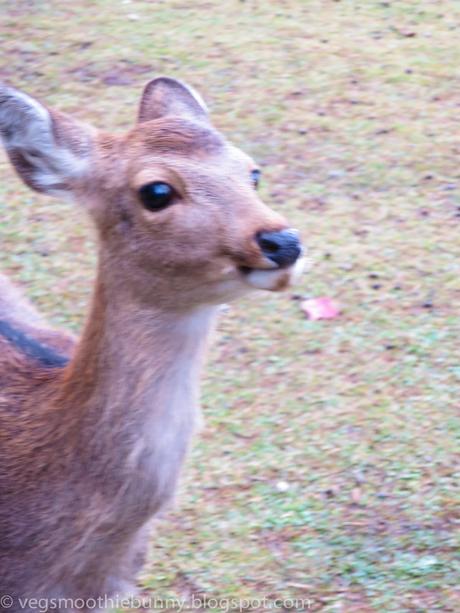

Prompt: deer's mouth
xmin=238 ymin=257 xmax=305 ymax=291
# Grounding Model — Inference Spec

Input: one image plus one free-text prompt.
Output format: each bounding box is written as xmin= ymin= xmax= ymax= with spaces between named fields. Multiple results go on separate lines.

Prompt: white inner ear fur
xmin=0 ymin=86 xmax=89 ymax=197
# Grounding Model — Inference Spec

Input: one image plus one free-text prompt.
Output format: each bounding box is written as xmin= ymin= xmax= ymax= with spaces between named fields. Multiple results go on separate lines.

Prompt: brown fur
xmin=0 ymin=78 xmax=301 ymax=611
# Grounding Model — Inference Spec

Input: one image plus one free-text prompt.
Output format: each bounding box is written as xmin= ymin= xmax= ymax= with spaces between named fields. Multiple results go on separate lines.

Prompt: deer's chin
xmin=239 ymin=257 xmax=306 ymax=292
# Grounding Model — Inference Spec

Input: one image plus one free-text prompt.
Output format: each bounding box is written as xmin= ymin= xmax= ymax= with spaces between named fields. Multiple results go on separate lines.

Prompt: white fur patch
xmin=243 ymin=256 xmax=306 ymax=291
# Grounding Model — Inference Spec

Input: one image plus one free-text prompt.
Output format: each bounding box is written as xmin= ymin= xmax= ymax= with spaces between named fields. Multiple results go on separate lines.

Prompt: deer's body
xmin=0 ymin=79 xmax=302 ymax=611
xmin=0 ymin=277 xmax=215 ymax=604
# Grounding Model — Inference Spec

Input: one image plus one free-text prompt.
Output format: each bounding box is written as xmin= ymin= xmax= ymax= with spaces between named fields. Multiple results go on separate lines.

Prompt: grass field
xmin=1 ymin=1 xmax=459 ymax=610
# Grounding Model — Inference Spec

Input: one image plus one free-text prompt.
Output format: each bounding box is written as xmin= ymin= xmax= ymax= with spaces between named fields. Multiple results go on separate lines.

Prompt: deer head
xmin=0 ymin=78 xmax=303 ymax=310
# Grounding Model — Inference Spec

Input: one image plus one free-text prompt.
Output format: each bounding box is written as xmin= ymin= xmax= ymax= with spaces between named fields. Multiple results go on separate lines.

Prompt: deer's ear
xmin=138 ymin=77 xmax=209 ymax=124
xmin=0 ymin=85 xmax=94 ymax=198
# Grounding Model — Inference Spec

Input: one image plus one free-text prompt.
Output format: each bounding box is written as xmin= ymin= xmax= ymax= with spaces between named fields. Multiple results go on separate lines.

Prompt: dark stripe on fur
xmin=0 ymin=319 xmax=68 ymax=368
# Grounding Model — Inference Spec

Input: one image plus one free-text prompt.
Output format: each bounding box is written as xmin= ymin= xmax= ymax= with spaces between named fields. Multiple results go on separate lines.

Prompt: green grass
xmin=1 ymin=1 xmax=459 ymax=610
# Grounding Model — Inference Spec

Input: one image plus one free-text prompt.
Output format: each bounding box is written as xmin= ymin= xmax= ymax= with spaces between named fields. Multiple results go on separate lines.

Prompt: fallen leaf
xmin=301 ymin=297 xmax=340 ymax=320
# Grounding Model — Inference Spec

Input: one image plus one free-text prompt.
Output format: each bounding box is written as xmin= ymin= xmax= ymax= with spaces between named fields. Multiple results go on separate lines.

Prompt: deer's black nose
xmin=256 ymin=229 xmax=302 ymax=268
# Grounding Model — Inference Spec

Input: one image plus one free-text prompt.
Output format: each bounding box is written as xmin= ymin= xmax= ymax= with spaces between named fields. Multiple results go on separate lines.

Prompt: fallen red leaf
xmin=301 ymin=297 xmax=340 ymax=320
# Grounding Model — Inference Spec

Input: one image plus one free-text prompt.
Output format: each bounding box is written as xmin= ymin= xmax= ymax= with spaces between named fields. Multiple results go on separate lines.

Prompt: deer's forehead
xmin=124 ymin=134 xmax=253 ymax=186
xmin=128 ymin=118 xmax=225 ymax=156
xmin=127 ymin=152 xmax=253 ymax=191
xmin=101 ymin=119 xmax=256 ymax=190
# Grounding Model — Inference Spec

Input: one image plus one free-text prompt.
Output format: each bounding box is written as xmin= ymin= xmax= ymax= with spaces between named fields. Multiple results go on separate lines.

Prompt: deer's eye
xmin=139 ymin=182 xmax=177 ymax=211
xmin=251 ymin=169 xmax=261 ymax=189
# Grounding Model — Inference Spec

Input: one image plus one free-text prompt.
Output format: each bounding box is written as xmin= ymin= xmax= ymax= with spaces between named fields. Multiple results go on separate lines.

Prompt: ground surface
xmin=1 ymin=1 xmax=459 ymax=611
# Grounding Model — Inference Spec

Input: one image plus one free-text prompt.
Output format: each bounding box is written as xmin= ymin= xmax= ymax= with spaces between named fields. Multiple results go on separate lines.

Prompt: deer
xmin=0 ymin=78 xmax=303 ymax=612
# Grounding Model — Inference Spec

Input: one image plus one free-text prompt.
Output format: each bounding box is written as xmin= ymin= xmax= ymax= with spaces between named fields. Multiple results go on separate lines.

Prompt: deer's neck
xmin=61 ymin=277 xmax=218 ymax=491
